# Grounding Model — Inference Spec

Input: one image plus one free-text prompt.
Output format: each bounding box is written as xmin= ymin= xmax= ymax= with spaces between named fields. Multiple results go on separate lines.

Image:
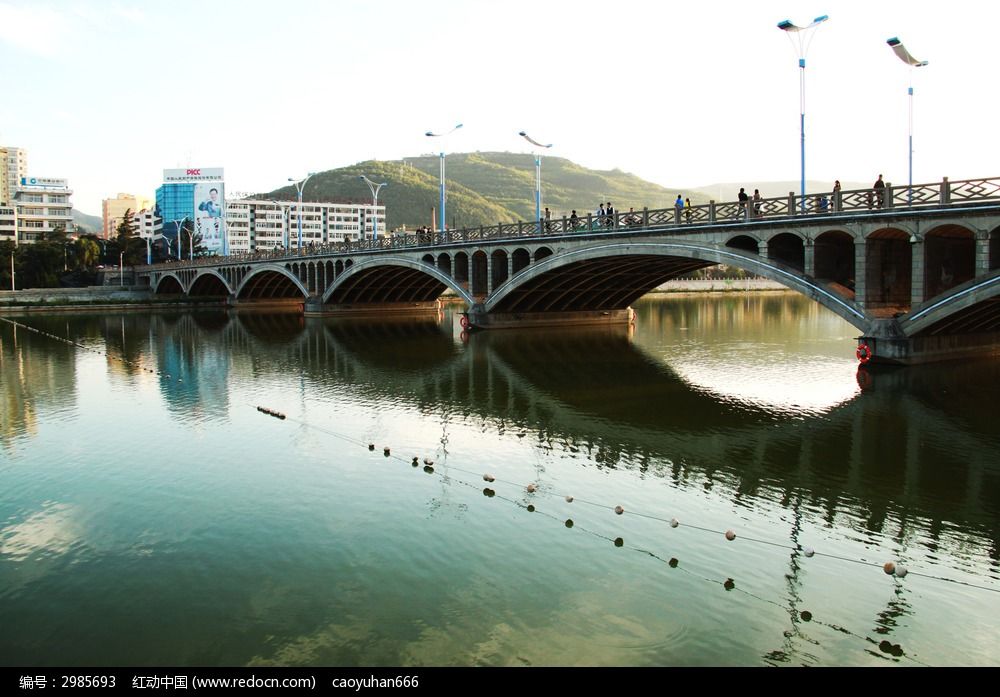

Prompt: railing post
xmin=941 ymin=177 xmax=951 ymax=205
xmin=587 ymin=213 xmax=593 ymax=231
xmin=643 ymin=207 xmax=649 ymax=227
xmin=884 ymin=183 xmax=894 ymax=209
xmin=518 ymin=220 xmax=523 ymax=235
xmin=562 ymin=216 xmax=568 ymax=233
xmin=708 ymin=201 xmax=716 ymax=223
xmin=787 ymin=192 xmax=796 ymax=216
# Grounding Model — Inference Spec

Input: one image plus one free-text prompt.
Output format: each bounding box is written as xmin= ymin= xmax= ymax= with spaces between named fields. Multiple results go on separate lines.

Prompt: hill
xmin=266 ymin=153 xmax=703 ymax=231
xmin=72 ymin=209 xmax=102 ymax=234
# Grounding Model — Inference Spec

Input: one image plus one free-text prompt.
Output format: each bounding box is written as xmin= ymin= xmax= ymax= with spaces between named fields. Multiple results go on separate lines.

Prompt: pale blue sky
xmin=1 ymin=0 xmax=996 ymax=214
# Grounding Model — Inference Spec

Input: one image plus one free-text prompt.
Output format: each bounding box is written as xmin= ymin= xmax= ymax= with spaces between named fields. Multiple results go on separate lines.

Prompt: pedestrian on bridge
xmin=874 ymin=174 xmax=886 ymax=208
xmin=675 ymin=195 xmax=684 ymax=220
xmin=595 ymin=203 xmax=605 ymax=230
xmin=606 ymin=202 xmax=615 ymax=228
xmin=685 ymin=198 xmax=692 ymax=222
xmin=738 ymin=188 xmax=749 ymax=220
xmin=544 ymin=207 xmax=551 ymax=232
xmin=570 ymin=210 xmax=580 ymax=231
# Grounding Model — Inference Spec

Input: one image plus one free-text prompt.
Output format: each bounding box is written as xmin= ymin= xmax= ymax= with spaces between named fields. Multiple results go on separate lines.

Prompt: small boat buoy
xmin=423 ymin=458 xmax=433 ymax=466
xmin=670 ymin=518 xmax=680 ymax=528
xmin=883 ymin=562 xmax=896 ymax=575
xmin=412 ymin=457 xmax=419 ymax=467
xmin=483 ymin=488 xmax=495 ymax=497
xmin=383 ymin=447 xmax=390 ymax=456
xmin=803 ymin=547 xmax=815 ymax=558
xmin=423 ymin=465 xmax=434 ymax=474
xmin=723 ymin=578 xmax=735 ymax=591
xmin=526 ymin=483 xmax=537 ymax=493
xmin=565 ymin=496 xmax=574 ymax=503
xmin=668 ymin=558 xmax=679 ymax=568
xmin=526 ymin=505 xmax=535 ymax=513
xmin=565 ymin=519 xmax=574 ymax=528
xmin=613 ymin=537 xmax=624 ymax=547
xmin=614 ymin=505 xmax=624 ymax=515
xmin=725 ymin=529 xmax=736 ymax=541
xmin=368 ymin=444 xmax=375 ymax=451
xmin=894 ymin=565 xmax=908 ymax=578
xmin=483 ymin=473 xmax=495 ymax=482
xmin=800 ymin=610 xmax=812 ymax=622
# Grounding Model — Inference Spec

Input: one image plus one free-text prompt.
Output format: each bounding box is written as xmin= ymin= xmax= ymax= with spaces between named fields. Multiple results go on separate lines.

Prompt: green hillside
xmin=266 ymin=152 xmax=703 ymax=231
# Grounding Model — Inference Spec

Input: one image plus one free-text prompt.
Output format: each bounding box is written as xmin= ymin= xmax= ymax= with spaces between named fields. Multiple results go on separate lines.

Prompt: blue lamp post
xmin=358 ymin=175 xmax=388 ymax=240
xmin=887 ymin=37 xmax=928 ymax=205
xmin=518 ymin=131 xmax=553 ymax=232
xmin=778 ymin=14 xmax=828 ymax=213
xmin=288 ymin=173 xmax=316 ymax=250
xmin=425 ymin=124 xmax=463 ymax=233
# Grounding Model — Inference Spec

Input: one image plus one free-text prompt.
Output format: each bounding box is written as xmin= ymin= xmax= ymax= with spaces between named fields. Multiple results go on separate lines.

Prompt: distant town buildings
xmin=224 ymin=199 xmax=384 ymax=253
xmin=103 ymin=193 xmax=153 ymax=239
xmin=0 ymin=145 xmax=74 ymax=244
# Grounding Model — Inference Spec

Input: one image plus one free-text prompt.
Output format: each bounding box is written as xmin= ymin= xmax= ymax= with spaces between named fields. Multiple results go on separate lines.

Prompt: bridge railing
xmin=139 ymin=176 xmax=1000 ymax=273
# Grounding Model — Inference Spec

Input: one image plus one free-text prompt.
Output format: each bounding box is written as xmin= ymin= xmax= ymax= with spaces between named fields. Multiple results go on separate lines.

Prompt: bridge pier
xmin=911 ymin=238 xmax=925 ymax=307
xmin=803 ymin=240 xmax=815 ymax=278
xmin=304 ymin=299 xmax=441 ymax=317
xmin=859 ymin=319 xmax=1000 ymax=364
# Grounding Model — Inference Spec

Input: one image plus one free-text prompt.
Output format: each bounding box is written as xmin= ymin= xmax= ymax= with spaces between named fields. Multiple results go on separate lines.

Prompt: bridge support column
xmin=854 ymin=238 xmax=867 ymax=309
xmin=803 ymin=239 xmax=815 ymax=277
xmin=758 ymin=241 xmax=768 ymax=262
xmin=975 ymin=230 xmax=991 ymax=277
xmin=468 ymin=308 xmax=632 ymax=330
xmin=486 ymin=254 xmax=494 ymax=294
xmin=910 ymin=239 xmax=925 ymax=307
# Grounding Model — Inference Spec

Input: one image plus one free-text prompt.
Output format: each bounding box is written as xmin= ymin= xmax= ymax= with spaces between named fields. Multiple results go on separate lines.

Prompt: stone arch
xmin=534 ymin=246 xmax=553 ymax=262
xmin=725 ymin=234 xmax=759 ymax=254
xmin=767 ymin=232 xmax=805 ymax=272
xmin=814 ymin=230 xmax=855 ymax=293
xmin=454 ymin=252 xmax=469 ymax=287
xmin=864 ymin=228 xmax=912 ymax=311
xmin=235 ymin=263 xmax=310 ymax=300
xmin=990 ymin=227 xmax=1000 ymax=271
xmin=472 ymin=251 xmax=488 ymax=296
xmin=154 ymin=273 xmax=184 ymax=294
xmin=188 ymin=270 xmax=232 ymax=296
xmin=512 ymin=248 xmax=531 ymax=275
xmin=307 ymin=262 xmax=317 ymax=294
xmin=437 ymin=253 xmax=452 ymax=277
xmin=422 ymin=254 xmax=435 ymax=266
xmin=491 ymin=249 xmax=509 ymax=288
xmin=484 ymin=241 xmax=869 ymax=331
xmin=345 ymin=259 xmax=354 ymax=269
xmin=335 ymin=259 xmax=344 ymax=276
xmin=321 ymin=256 xmax=475 ymax=306
xmin=904 ymin=273 xmax=1000 ymax=337
xmin=924 ymin=224 xmax=976 ymax=300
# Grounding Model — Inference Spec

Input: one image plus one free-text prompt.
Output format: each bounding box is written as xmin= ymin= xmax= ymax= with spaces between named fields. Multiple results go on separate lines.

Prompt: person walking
xmin=675 ymin=194 xmax=684 ymax=222
xmin=752 ymin=189 xmax=762 ymax=218
xmin=569 ymin=210 xmax=579 ymax=231
xmin=685 ymin=197 xmax=692 ymax=222
xmin=544 ymin=207 xmax=551 ymax=232
xmin=595 ymin=203 xmax=605 ymax=230
xmin=605 ymin=202 xmax=615 ymax=228
xmin=873 ymin=174 xmax=885 ymax=208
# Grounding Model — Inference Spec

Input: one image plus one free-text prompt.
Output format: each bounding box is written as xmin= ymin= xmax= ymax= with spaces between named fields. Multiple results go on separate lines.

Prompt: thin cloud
xmin=0 ymin=3 xmax=73 ymax=56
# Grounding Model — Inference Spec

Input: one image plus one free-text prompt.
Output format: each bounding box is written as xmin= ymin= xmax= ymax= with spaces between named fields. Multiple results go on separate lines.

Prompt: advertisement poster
xmin=194 ymin=182 xmax=225 ymax=255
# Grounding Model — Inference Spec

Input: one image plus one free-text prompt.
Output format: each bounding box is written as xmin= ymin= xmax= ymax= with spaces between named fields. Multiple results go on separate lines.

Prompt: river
xmin=1 ymin=293 xmax=998 ymax=666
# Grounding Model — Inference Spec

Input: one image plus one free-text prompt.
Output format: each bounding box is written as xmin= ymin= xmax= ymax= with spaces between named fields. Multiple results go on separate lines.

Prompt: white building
xmin=14 ymin=177 xmax=74 ymax=243
xmin=0 ymin=146 xmax=27 ymax=206
xmin=0 ymin=205 xmax=15 ymax=243
xmin=131 ymin=207 xmax=162 ymax=239
xmin=224 ymin=199 xmax=385 ymax=253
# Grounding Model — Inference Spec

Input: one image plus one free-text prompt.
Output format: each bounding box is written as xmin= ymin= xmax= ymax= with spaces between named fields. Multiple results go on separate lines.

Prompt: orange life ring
xmin=459 ymin=315 xmax=470 ymax=329
xmin=856 ymin=343 xmax=873 ymax=364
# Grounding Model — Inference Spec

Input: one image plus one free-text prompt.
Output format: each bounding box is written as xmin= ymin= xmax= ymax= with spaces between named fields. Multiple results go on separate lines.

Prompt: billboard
xmin=194 ymin=182 xmax=225 ymax=255
xmin=163 ymin=168 xmax=225 ymax=183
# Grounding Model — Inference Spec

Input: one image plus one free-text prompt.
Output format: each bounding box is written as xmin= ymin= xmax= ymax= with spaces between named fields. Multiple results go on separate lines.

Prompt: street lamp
xmin=425 ymin=123 xmax=463 ymax=233
xmin=518 ymin=131 xmax=553 ymax=231
xmin=288 ymin=173 xmax=316 ymax=251
xmin=170 ymin=218 xmax=186 ymax=260
xmin=358 ymin=176 xmax=388 ymax=241
xmin=887 ymin=37 xmax=928 ymax=205
xmin=777 ymin=14 xmax=828 ymax=213
xmin=119 ymin=249 xmax=125 ymax=287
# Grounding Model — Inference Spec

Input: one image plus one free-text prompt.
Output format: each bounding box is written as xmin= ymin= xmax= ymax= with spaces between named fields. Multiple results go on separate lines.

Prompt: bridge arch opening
xmin=335 ymin=260 xmax=344 ymax=276
xmin=345 ymin=259 xmax=354 ymax=269
xmin=155 ymin=275 xmax=184 ymax=294
xmin=437 ymin=253 xmax=452 ymax=277
xmin=491 ymin=250 xmax=509 ymax=288
xmin=472 ymin=251 xmax=488 ymax=296
xmin=188 ymin=273 xmax=230 ymax=297
xmin=534 ymin=247 xmax=553 ymax=262
xmin=814 ymin=230 xmax=855 ymax=295
xmin=324 ymin=262 xmax=460 ymax=305
xmin=512 ymin=248 xmax=530 ymax=275
xmin=726 ymin=235 xmax=759 ymax=254
xmin=924 ymin=225 xmax=976 ymax=300
xmin=865 ymin=228 xmax=912 ymax=312
xmin=422 ymin=254 xmax=435 ymax=266
xmin=768 ymin=233 xmax=805 ymax=272
xmin=238 ymin=269 xmax=308 ymax=300
xmin=308 ymin=263 xmax=317 ymax=293
xmin=454 ymin=252 xmax=469 ymax=287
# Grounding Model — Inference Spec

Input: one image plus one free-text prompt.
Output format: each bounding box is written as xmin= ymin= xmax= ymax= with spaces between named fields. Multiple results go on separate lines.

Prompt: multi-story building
xmin=223 ymin=199 xmax=384 ymax=253
xmin=103 ymin=193 xmax=153 ymax=239
xmin=14 ymin=177 xmax=74 ymax=243
xmin=0 ymin=205 xmax=15 ymax=243
xmin=0 ymin=146 xmax=27 ymax=206
xmin=155 ymin=168 xmax=225 ymax=255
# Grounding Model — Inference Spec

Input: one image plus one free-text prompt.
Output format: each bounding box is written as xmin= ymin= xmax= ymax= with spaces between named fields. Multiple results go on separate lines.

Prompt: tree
xmin=74 ymin=237 xmax=101 ymax=270
xmin=0 ymin=240 xmax=15 ymax=290
xmin=116 ymin=208 xmax=143 ymax=266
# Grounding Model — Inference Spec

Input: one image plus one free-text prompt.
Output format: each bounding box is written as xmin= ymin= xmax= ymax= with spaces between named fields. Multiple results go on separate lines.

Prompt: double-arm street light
xmin=425 ymin=124 xmax=463 ymax=233
xmin=358 ymin=175 xmax=388 ymax=241
xmin=887 ymin=37 xmax=928 ymax=205
xmin=777 ymin=14 xmax=828 ymax=213
xmin=288 ymin=173 xmax=316 ymax=250
xmin=170 ymin=217 xmax=187 ymax=260
xmin=518 ymin=131 xmax=553 ymax=232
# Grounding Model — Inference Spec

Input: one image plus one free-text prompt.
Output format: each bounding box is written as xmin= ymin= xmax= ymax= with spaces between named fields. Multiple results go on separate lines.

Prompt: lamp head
xmin=777 ymin=19 xmax=794 ymax=31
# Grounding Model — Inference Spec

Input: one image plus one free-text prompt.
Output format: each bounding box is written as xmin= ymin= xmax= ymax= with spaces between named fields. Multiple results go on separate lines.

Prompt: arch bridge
xmin=137 ymin=176 xmax=1000 ymax=364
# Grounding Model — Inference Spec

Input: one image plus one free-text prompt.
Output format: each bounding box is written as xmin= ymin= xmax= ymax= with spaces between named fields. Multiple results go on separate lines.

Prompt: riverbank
xmin=0 ymin=286 xmax=226 ymax=314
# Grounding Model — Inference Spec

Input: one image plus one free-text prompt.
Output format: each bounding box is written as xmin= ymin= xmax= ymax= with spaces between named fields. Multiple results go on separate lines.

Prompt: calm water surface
xmin=1 ymin=293 xmax=998 ymax=666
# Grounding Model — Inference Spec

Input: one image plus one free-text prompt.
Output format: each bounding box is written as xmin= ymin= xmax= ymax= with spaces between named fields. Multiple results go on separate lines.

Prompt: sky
xmin=1 ymin=0 xmax=997 ymax=215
